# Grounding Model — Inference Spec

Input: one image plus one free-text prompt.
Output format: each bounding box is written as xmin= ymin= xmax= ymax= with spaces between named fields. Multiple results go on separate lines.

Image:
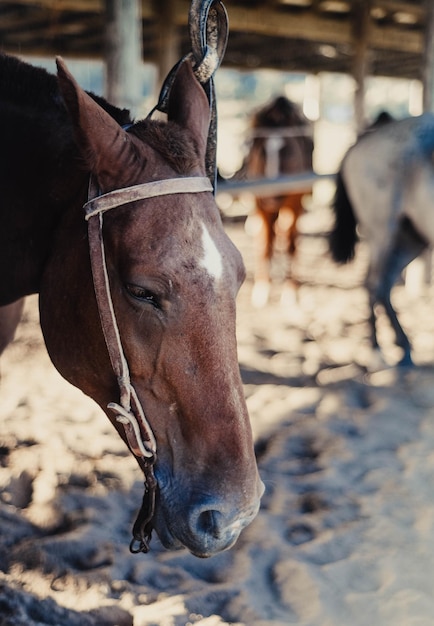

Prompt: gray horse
xmin=330 ymin=113 xmax=434 ymax=367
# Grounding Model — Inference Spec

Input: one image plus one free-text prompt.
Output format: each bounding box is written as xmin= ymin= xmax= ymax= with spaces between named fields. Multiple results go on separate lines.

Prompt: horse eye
xmin=126 ymin=284 xmax=160 ymax=308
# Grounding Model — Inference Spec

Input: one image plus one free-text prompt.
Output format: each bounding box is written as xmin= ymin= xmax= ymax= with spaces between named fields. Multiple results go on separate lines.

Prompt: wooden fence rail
xmin=216 ymin=171 xmax=335 ymax=198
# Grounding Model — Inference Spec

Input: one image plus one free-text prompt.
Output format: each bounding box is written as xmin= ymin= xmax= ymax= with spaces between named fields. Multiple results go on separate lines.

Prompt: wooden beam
xmin=152 ymin=0 xmax=180 ymax=87
xmin=169 ymin=2 xmax=422 ymax=55
xmin=104 ymin=0 xmax=143 ymax=112
xmin=0 ymin=0 xmax=426 ymax=79
xmin=352 ymin=0 xmax=371 ymax=131
xmin=1 ymin=0 xmax=102 ymax=10
xmin=374 ymin=1 xmax=425 ymax=19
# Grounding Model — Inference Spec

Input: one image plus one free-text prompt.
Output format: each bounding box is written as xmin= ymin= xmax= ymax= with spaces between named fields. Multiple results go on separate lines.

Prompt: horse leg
xmin=252 ymin=206 xmax=277 ymax=308
xmin=286 ymin=193 xmax=304 ymax=257
xmin=375 ymin=217 xmax=428 ymax=367
xmin=364 ymin=280 xmax=389 ymax=371
xmin=281 ymin=193 xmax=304 ymax=307
xmin=0 ymin=299 xmax=25 ymax=355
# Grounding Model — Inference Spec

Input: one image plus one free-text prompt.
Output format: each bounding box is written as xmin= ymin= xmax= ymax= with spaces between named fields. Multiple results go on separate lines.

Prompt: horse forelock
xmin=130 ymin=120 xmax=201 ymax=175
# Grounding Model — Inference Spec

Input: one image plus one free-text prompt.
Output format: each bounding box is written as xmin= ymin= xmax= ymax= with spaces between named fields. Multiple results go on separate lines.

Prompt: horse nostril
xmin=194 ymin=506 xmax=249 ymax=541
xmin=179 ymin=501 xmax=260 ymax=557
xmin=197 ymin=509 xmax=223 ymax=538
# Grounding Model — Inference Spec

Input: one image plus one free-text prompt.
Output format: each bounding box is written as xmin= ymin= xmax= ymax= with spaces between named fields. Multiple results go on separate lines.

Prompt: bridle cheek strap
xmin=85 ymin=175 xmax=212 ymax=553
xmin=87 ymin=212 xmax=156 ymax=459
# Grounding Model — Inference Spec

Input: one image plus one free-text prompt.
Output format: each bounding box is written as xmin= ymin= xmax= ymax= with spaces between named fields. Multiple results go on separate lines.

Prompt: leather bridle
xmin=84 ymin=175 xmax=212 ymax=553
xmin=83 ymin=0 xmax=227 ymax=554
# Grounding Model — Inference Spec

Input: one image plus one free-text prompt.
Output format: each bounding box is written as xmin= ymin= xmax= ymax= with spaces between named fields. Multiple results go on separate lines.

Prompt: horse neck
xmin=0 ymin=112 xmax=87 ymax=305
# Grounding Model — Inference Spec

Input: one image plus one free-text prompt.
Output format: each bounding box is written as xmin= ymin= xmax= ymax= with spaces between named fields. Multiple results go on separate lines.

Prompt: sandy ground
xmin=2 ymin=198 xmax=434 ymax=626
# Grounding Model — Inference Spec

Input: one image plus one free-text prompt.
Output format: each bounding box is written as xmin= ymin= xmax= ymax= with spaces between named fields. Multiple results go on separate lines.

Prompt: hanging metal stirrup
xmin=188 ymin=0 xmax=228 ymax=82
xmin=148 ymin=0 xmax=228 ymax=193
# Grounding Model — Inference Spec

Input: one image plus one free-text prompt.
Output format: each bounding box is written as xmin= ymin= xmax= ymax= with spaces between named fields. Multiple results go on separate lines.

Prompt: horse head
xmin=39 ymin=59 xmax=263 ymax=557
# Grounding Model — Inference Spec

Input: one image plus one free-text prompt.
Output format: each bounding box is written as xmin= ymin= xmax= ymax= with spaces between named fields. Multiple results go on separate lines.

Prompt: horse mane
xmin=0 ymin=54 xmax=59 ymax=110
xmin=0 ymin=53 xmax=131 ymax=127
xmin=357 ymin=110 xmax=395 ymax=140
xmin=0 ymin=54 xmax=199 ymax=176
xmin=1 ymin=55 xmax=199 ymax=174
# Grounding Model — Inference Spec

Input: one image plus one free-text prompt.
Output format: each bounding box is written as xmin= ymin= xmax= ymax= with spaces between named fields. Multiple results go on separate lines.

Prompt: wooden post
xmin=407 ymin=0 xmax=434 ymax=294
xmin=153 ymin=0 xmax=180 ymax=90
xmin=351 ymin=0 xmax=371 ymax=132
xmin=104 ymin=0 xmax=143 ymax=113
xmin=423 ymin=0 xmax=434 ymax=112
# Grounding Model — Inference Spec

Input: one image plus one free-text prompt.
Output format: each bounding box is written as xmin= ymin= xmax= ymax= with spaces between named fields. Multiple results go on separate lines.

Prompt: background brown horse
xmin=242 ymin=96 xmax=314 ymax=307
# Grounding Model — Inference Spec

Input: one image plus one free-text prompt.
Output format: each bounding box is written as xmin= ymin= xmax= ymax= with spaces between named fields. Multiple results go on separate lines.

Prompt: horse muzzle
xmin=152 ymin=483 xmax=263 ymax=558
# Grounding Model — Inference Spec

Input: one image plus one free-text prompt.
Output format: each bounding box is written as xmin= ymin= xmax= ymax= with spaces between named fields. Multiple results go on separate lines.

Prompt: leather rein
xmin=84 ymin=176 xmax=213 ymax=553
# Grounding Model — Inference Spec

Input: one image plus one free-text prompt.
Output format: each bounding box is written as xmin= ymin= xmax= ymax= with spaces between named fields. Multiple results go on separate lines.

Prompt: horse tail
xmin=329 ymin=168 xmax=358 ymax=263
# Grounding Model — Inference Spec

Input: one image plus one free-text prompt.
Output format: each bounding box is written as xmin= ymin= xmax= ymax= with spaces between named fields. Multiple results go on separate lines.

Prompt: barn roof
xmin=0 ymin=0 xmax=427 ymax=80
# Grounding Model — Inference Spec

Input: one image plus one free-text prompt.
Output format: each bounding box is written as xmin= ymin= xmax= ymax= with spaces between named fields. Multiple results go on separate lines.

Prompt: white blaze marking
xmin=200 ymin=222 xmax=223 ymax=281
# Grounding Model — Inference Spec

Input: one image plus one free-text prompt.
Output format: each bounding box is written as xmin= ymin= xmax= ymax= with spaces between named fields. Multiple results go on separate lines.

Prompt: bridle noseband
xmin=85 ymin=175 xmax=213 ymax=553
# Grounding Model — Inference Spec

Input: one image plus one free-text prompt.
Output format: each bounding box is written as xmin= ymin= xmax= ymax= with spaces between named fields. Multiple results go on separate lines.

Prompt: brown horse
xmin=242 ymin=96 xmax=314 ymax=307
xmin=0 ymin=53 xmax=263 ymax=558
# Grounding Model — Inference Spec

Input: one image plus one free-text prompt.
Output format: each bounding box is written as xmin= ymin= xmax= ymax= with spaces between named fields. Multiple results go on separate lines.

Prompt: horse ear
xmin=56 ymin=56 xmax=138 ymax=189
xmin=167 ymin=60 xmax=210 ymax=163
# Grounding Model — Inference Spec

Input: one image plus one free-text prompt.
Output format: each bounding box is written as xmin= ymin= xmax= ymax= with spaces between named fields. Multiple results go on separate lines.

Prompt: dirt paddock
xmin=2 ymin=203 xmax=434 ymax=626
